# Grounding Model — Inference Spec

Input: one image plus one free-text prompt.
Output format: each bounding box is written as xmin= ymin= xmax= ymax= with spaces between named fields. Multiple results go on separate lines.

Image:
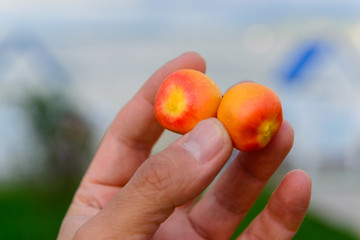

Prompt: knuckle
xmin=139 ymin=153 xmax=175 ymax=194
xmin=213 ymin=189 xmax=247 ymax=215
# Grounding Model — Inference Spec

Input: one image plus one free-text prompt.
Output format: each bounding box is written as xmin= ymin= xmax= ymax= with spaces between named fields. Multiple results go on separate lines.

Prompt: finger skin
xmin=74 ymin=119 xmax=233 ymax=240
xmin=188 ymin=121 xmax=294 ymax=240
xmin=237 ymin=170 xmax=312 ymax=240
xmin=84 ymin=52 xmax=207 ymax=188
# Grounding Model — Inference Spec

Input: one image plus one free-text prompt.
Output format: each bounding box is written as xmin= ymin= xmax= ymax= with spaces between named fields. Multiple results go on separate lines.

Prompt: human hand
xmin=58 ymin=52 xmax=311 ymax=240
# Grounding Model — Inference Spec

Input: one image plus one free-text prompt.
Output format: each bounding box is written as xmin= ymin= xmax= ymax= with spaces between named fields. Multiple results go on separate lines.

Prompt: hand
xmin=58 ymin=52 xmax=311 ymax=240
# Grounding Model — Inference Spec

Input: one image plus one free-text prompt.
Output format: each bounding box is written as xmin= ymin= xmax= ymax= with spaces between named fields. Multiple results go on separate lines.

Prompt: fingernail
xmin=183 ymin=119 xmax=225 ymax=163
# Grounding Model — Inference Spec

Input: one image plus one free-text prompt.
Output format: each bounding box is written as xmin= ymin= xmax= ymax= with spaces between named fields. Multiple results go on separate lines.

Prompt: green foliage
xmin=0 ymin=182 xmax=78 ymax=240
xmin=20 ymin=92 xmax=93 ymax=182
xmin=0 ymin=91 xmax=94 ymax=239
xmin=231 ymin=189 xmax=359 ymax=240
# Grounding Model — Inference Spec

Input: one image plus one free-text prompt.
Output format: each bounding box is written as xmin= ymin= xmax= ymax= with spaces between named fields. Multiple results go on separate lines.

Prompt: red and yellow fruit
xmin=217 ymin=82 xmax=283 ymax=152
xmin=154 ymin=69 xmax=283 ymax=152
xmin=154 ymin=69 xmax=222 ymax=134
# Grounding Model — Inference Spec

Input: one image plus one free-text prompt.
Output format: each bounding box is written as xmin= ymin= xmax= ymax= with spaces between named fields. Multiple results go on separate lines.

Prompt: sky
xmin=1 ymin=1 xmax=360 ymax=26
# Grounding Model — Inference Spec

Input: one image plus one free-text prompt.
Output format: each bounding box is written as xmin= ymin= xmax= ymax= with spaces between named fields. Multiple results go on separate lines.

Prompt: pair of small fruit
xmin=154 ymin=69 xmax=283 ymax=152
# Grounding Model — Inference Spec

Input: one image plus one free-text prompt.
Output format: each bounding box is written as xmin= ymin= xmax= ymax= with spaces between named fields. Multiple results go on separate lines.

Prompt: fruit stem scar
xmin=258 ymin=119 xmax=277 ymax=147
xmin=164 ymin=87 xmax=187 ymax=116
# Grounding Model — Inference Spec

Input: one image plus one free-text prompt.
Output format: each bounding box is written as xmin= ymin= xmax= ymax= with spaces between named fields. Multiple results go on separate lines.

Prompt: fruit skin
xmin=154 ymin=69 xmax=222 ymax=134
xmin=217 ymin=82 xmax=283 ymax=152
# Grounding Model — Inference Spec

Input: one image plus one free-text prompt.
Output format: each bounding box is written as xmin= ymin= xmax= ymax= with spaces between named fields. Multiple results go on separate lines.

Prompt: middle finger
xmin=188 ymin=121 xmax=294 ymax=240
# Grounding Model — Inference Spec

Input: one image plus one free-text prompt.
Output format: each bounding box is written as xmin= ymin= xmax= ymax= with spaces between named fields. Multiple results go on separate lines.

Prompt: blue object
xmin=283 ymin=41 xmax=324 ymax=84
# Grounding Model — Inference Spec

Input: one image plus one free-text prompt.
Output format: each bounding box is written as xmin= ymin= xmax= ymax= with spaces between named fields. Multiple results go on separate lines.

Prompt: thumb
xmin=75 ymin=118 xmax=233 ymax=240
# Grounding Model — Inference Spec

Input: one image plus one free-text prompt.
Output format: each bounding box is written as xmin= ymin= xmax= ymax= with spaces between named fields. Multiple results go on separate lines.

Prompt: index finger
xmin=84 ymin=52 xmax=207 ymax=187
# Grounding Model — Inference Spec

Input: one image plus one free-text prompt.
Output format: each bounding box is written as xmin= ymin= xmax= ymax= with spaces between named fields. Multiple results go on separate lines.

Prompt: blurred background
xmin=1 ymin=0 xmax=360 ymax=239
